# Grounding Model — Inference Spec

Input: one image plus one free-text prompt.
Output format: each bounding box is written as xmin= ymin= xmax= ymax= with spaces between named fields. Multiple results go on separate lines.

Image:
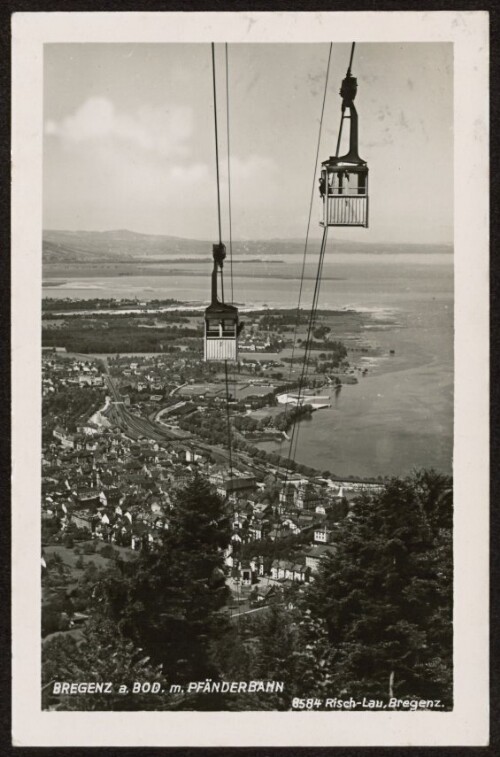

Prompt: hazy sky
xmin=43 ymin=43 xmax=453 ymax=244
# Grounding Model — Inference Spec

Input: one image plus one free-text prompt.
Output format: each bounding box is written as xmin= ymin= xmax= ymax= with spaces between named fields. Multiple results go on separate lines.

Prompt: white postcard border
xmin=12 ymin=10 xmax=489 ymax=747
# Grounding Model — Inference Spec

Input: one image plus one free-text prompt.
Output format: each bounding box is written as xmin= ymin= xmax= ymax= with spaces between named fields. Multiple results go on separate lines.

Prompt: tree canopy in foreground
xmin=42 ymin=469 xmax=453 ymax=710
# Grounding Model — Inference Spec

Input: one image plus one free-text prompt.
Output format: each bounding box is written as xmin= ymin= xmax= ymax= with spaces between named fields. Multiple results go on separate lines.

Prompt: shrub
xmin=42 ymin=607 xmax=69 ymax=637
xmin=75 ymin=555 xmax=85 ymax=569
xmin=99 ymin=544 xmax=116 ymax=559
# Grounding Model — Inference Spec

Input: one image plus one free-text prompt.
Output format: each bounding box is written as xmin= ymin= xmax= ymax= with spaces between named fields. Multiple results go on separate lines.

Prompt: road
xmin=169 ymin=382 xmax=188 ymax=396
xmin=228 ymin=602 xmax=285 ymax=623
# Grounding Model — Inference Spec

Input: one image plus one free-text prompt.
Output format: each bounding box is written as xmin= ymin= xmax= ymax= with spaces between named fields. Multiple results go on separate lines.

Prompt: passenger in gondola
xmin=319 ymin=175 xmax=326 ymax=198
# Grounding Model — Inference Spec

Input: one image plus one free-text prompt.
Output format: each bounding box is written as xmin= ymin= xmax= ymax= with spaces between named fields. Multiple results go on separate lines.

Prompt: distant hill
xmin=42 ymin=229 xmax=210 ymax=262
xmin=42 ymin=229 xmax=453 ymax=263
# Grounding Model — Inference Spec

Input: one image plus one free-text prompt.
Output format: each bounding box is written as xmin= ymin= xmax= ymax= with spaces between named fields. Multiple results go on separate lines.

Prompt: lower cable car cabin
xmin=204 ymin=301 xmax=239 ymax=362
xmin=319 ymin=67 xmax=369 ymax=228
xmin=204 ymin=242 xmax=242 ymax=362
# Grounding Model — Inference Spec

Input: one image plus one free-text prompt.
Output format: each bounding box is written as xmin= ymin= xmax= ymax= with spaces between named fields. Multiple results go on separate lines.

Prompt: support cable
xmin=264 ymin=43 xmax=333 ymax=589
xmin=224 ymin=359 xmax=234 ymax=481
xmin=212 ymin=42 xmax=223 ymax=246
xmin=273 ymin=42 xmax=332 ymax=483
xmin=226 ymin=43 xmax=234 ymax=304
xmin=212 ymin=43 xmax=235 ymax=487
xmin=347 ymin=41 xmax=356 ymax=74
xmin=225 ymin=43 xmax=238 ymax=407
xmin=290 ymin=226 xmax=329 ymax=463
xmin=284 ymin=42 xmax=356 ymax=478
xmin=286 ymin=225 xmax=329 ymax=468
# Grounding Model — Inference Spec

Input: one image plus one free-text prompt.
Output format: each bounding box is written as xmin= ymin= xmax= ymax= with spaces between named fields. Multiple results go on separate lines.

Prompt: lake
xmin=43 ymin=251 xmax=453 ymax=478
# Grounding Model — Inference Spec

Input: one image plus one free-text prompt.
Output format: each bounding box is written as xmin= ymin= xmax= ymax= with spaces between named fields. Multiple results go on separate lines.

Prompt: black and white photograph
xmin=11 ymin=10 xmax=489 ymax=748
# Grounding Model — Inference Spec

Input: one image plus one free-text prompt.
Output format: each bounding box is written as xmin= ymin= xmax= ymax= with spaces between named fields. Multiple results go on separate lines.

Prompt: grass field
xmin=44 ymin=542 xmax=137 ymax=571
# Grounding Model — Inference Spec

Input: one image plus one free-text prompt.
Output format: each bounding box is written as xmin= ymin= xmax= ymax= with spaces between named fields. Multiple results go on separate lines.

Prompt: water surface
xmin=43 ymin=251 xmax=453 ymax=477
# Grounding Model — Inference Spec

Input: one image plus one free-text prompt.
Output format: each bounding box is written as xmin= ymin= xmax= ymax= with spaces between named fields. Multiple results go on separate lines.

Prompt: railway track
xmin=104 ymin=369 xmax=269 ymax=479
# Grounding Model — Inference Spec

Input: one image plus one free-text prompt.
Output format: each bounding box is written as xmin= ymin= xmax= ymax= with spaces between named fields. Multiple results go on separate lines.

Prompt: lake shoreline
xmin=41 ymin=255 xmax=453 ymax=478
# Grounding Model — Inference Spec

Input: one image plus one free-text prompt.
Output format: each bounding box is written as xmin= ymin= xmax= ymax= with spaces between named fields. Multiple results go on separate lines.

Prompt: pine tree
xmin=215 ymin=597 xmax=334 ymax=709
xmin=304 ymin=471 xmax=453 ymax=706
xmin=290 ymin=608 xmax=335 ymax=699
xmin=98 ymin=474 xmax=232 ymax=692
xmin=42 ymin=618 xmax=169 ymax=711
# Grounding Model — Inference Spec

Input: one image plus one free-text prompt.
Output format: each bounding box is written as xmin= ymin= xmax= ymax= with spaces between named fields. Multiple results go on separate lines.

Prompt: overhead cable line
xmin=225 ymin=43 xmax=237 ymax=407
xmin=211 ymin=42 xmax=234 ymax=482
xmin=211 ymin=42 xmax=223 ymax=246
xmin=226 ymin=43 xmax=234 ymax=304
xmin=289 ymin=226 xmax=329 ymax=463
xmin=273 ymin=42 xmax=332 ymax=484
xmin=285 ymin=42 xmax=357 ymax=478
xmin=286 ymin=42 xmax=333 ymax=384
xmin=224 ymin=359 xmax=234 ymax=480
xmin=265 ymin=43 xmax=333 ymax=587
xmin=348 ymin=41 xmax=356 ymax=71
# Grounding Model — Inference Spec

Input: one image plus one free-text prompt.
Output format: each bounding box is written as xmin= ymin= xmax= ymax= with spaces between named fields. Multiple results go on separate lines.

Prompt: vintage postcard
xmin=11 ymin=10 xmax=489 ymax=747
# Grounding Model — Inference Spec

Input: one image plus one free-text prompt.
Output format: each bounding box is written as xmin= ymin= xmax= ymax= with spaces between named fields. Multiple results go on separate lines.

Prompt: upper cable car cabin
xmin=204 ymin=243 xmax=242 ymax=362
xmin=319 ymin=69 xmax=369 ymax=228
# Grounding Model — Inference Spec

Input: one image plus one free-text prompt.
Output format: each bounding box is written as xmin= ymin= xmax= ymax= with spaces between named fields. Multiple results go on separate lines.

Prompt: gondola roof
xmin=204 ymin=300 xmax=239 ymax=316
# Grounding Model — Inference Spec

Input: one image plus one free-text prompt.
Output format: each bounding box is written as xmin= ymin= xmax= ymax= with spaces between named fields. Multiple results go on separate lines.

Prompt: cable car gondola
xmin=203 ymin=43 xmax=242 ymax=363
xmin=319 ymin=46 xmax=369 ymax=228
xmin=204 ymin=242 xmax=241 ymax=362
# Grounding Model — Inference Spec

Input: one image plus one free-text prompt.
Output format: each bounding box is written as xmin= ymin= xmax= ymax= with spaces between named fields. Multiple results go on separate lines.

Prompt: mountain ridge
xmin=43 ymin=229 xmax=453 ymax=263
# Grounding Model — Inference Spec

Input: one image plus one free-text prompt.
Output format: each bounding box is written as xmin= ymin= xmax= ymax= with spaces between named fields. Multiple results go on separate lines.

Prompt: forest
xmin=42 ymin=386 xmax=105 ymax=437
xmin=42 ymin=297 xmax=183 ymax=311
xmin=42 ymin=318 xmax=201 ymax=354
xmin=42 ymin=470 xmax=453 ymax=711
